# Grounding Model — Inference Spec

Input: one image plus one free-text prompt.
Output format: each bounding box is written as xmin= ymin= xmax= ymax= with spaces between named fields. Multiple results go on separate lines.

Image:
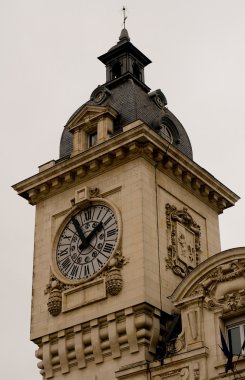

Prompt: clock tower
xmin=13 ymin=28 xmax=238 ymax=380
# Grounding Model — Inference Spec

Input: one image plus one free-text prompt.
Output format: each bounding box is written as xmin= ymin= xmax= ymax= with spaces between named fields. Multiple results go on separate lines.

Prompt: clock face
xmin=55 ymin=203 xmax=120 ymax=282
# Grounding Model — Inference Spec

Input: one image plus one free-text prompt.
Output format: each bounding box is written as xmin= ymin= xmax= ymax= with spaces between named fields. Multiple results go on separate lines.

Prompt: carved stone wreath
xmin=90 ymin=85 xmax=111 ymax=104
xmin=165 ymin=204 xmax=201 ymax=278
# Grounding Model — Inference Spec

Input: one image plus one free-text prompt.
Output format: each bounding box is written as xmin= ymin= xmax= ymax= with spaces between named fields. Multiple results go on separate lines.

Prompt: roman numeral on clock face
xmin=104 ymin=216 xmax=112 ymax=226
xmin=61 ymin=257 xmax=72 ymax=270
xmin=106 ymin=228 xmax=117 ymax=237
xmin=84 ymin=264 xmax=90 ymax=277
xmin=97 ymin=258 xmax=103 ymax=267
xmin=84 ymin=209 xmax=92 ymax=221
xmin=70 ymin=264 xmax=79 ymax=278
xmin=58 ymin=247 xmax=69 ymax=256
xmin=103 ymin=243 xmax=114 ymax=253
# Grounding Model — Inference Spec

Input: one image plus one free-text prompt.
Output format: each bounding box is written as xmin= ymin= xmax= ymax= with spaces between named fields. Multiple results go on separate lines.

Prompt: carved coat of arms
xmin=165 ymin=204 xmax=201 ymax=278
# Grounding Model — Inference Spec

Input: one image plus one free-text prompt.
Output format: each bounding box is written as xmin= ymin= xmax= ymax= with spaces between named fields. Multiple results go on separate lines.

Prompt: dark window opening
xmin=112 ymin=62 xmax=121 ymax=79
xmin=88 ymin=132 xmax=97 ymax=147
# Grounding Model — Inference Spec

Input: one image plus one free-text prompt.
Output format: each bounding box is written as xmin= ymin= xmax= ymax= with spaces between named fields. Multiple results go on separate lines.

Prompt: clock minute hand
xmin=71 ymin=217 xmax=87 ymax=246
xmin=79 ymin=222 xmax=102 ymax=250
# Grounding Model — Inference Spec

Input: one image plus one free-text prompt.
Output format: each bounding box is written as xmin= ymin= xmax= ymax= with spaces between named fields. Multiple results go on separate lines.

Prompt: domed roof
xmin=59 ymin=30 xmax=193 ymax=160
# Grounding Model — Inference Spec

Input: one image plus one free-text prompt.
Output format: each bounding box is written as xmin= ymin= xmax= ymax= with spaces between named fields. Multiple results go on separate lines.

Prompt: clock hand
xmin=79 ymin=221 xmax=102 ymax=250
xmin=71 ymin=217 xmax=87 ymax=246
xmin=86 ymin=221 xmax=103 ymax=243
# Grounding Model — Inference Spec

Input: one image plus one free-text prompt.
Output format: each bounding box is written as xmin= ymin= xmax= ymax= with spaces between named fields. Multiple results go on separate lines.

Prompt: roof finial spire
xmin=122 ymin=6 xmax=127 ymax=29
xmin=119 ymin=6 xmax=130 ymax=42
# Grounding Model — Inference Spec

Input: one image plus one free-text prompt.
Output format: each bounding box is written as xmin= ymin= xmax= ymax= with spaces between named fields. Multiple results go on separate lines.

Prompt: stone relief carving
xmin=165 ymin=204 xmax=201 ymax=278
xmin=166 ymin=331 xmax=186 ymax=357
xmin=153 ymin=367 xmax=189 ymax=380
xmin=89 ymin=187 xmax=101 ymax=198
xmin=46 ymin=250 xmax=128 ymax=316
xmin=90 ymin=85 xmax=111 ymax=104
xmin=190 ymin=259 xmax=245 ymax=313
xmin=193 ymin=363 xmax=200 ymax=380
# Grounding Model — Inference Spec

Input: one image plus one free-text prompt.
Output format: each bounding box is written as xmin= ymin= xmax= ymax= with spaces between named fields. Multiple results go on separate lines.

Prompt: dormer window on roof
xmin=67 ymin=105 xmax=118 ymax=156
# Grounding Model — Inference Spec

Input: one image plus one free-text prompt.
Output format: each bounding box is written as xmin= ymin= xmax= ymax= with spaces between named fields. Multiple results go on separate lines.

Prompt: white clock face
xmin=55 ymin=204 xmax=119 ymax=282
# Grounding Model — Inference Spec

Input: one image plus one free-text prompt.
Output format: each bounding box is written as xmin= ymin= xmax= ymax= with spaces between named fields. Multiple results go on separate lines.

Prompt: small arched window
xmin=112 ymin=62 xmax=121 ymax=79
xmin=159 ymin=123 xmax=173 ymax=143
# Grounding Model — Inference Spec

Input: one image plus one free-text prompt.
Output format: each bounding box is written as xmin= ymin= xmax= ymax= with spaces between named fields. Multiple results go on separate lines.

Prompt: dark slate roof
xmin=59 ymin=78 xmax=193 ymax=160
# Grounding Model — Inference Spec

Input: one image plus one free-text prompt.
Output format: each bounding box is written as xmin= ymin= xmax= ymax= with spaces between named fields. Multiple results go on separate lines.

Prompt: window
xmin=227 ymin=322 xmax=245 ymax=355
xmin=112 ymin=62 xmax=121 ymax=79
xmin=159 ymin=124 xmax=173 ymax=144
xmin=88 ymin=132 xmax=97 ymax=147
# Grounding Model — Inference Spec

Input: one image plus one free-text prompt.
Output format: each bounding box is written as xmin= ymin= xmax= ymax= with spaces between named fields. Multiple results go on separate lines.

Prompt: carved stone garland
xmin=165 ymin=204 xmax=201 ymax=278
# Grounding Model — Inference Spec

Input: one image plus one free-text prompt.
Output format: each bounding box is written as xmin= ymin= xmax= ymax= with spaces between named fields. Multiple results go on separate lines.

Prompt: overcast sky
xmin=1 ymin=1 xmax=245 ymax=379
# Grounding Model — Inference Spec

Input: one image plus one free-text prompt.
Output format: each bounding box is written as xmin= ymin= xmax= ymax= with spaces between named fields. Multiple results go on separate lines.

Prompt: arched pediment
xmin=171 ymin=247 xmax=245 ymax=314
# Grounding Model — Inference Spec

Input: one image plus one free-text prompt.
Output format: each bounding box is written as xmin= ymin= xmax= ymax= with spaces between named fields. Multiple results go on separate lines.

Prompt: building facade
xmin=13 ymin=29 xmax=245 ymax=380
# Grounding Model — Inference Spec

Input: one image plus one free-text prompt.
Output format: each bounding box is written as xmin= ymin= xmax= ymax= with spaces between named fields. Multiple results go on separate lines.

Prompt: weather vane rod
xmin=122 ymin=6 xmax=127 ymax=29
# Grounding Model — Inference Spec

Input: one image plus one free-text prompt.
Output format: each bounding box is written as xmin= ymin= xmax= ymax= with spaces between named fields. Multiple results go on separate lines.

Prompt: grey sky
xmin=1 ymin=1 xmax=245 ymax=378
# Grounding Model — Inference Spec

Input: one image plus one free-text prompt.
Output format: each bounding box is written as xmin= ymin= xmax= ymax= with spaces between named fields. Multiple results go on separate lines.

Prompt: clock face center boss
xmin=52 ymin=200 xmax=121 ymax=284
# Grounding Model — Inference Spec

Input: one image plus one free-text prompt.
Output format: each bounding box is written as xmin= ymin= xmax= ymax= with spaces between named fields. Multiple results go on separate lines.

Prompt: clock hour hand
xmin=71 ymin=217 xmax=87 ymax=247
xmin=79 ymin=221 xmax=102 ymax=250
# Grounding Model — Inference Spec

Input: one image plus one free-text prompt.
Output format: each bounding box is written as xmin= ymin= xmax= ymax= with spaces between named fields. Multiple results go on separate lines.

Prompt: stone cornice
xmin=13 ymin=120 xmax=239 ymax=213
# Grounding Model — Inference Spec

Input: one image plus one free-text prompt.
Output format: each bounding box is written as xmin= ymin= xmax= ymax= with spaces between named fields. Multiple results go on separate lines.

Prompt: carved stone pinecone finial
xmin=47 ymin=287 xmax=62 ymax=316
xmin=106 ymin=267 xmax=123 ymax=296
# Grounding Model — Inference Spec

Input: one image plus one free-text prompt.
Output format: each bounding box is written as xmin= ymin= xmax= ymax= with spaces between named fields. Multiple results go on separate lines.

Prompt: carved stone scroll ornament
xmin=165 ymin=204 xmax=201 ymax=278
xmin=190 ymin=259 xmax=245 ymax=313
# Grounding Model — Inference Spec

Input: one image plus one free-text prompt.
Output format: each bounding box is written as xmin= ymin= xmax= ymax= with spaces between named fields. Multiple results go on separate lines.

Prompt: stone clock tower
xmin=13 ymin=29 xmax=239 ymax=380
